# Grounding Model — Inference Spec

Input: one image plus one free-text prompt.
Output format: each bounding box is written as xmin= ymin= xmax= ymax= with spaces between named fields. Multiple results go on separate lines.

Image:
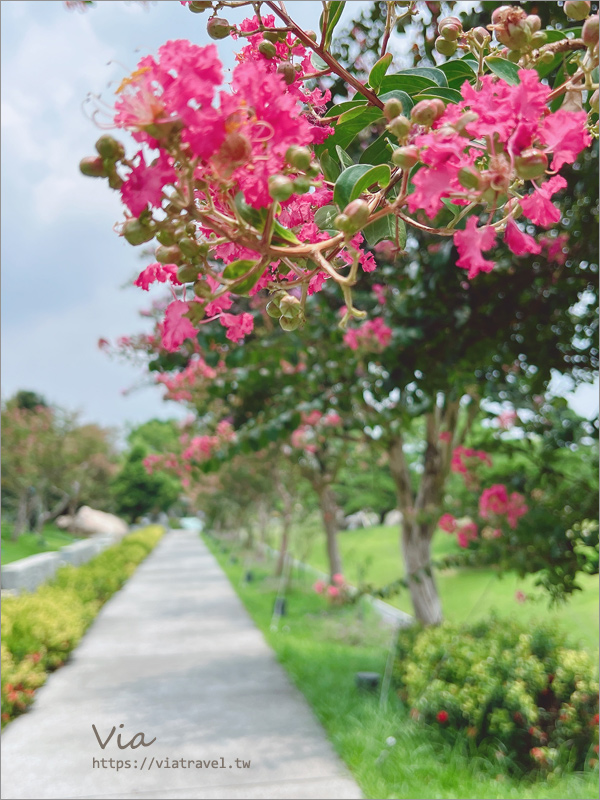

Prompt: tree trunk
xmin=401 ymin=519 xmax=443 ymax=626
xmin=12 ymin=491 xmax=29 ymax=540
xmin=275 ymin=524 xmax=289 ymax=577
xmin=317 ymin=484 xmax=343 ymax=579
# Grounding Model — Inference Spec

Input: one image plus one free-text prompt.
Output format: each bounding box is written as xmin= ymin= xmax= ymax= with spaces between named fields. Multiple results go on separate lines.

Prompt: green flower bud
xmin=197 ymin=242 xmax=210 ymax=258
xmin=391 ymin=145 xmax=420 ymax=169
xmin=540 ymin=50 xmax=555 ymax=64
xmin=530 ymin=31 xmax=548 ymax=48
xmin=177 ymin=264 xmax=200 ymax=283
xmin=122 ymin=218 xmax=154 ymax=246
xmin=189 ymin=1 xmax=212 ymax=12
xmin=387 ymin=114 xmax=411 ymax=139
xmin=258 ymin=40 xmax=277 ymax=59
xmin=184 ymin=303 xmax=206 ymax=324
xmin=207 ymin=17 xmax=232 ymax=40
xmin=383 ymin=97 xmax=404 ymax=122
xmin=439 ymin=17 xmax=462 ymax=41
xmin=293 ymin=176 xmax=311 ymax=194
xmin=333 ymin=213 xmax=351 ymax=232
xmin=279 ymin=294 xmax=301 ymax=319
xmin=525 ymin=14 xmax=542 ymax=33
xmin=435 ymin=36 xmax=457 ymax=56
xmin=305 ymin=30 xmax=318 ymax=41
xmin=280 ymin=316 xmax=301 ymax=331
xmin=564 ymin=1 xmax=591 ymax=21
xmin=590 ymin=88 xmax=599 ymax=112
xmin=583 ymin=15 xmax=599 ymax=48
xmin=277 ymin=62 xmax=297 ymax=85
xmin=266 ymin=300 xmax=282 ymax=319
xmin=178 ymin=237 xmax=198 ymax=258
xmin=79 ymin=156 xmax=107 ymax=178
xmin=155 ymin=245 xmax=183 ymax=265
xmin=514 ymin=148 xmax=548 ymax=180
xmin=263 ymin=30 xmax=286 ymax=43
xmin=193 ymin=280 xmax=212 ymax=298
xmin=507 ymin=49 xmax=521 ymax=63
xmin=95 ymin=135 xmax=125 ymax=161
xmin=107 ymin=172 xmax=124 ymax=190
xmin=156 ymin=229 xmax=175 ymax=246
xmin=472 ymin=26 xmax=490 ymax=44
xmin=411 ymin=99 xmax=444 ymax=126
xmin=457 ymin=167 xmax=482 ymax=190
xmin=343 ymin=199 xmax=370 ymax=231
xmin=268 ymin=175 xmax=294 ymax=202
xmin=285 ymin=145 xmax=312 ymax=171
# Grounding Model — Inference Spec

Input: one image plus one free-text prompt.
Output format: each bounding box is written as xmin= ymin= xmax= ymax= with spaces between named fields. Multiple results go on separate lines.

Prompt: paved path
xmin=1 ymin=531 xmax=362 ymax=800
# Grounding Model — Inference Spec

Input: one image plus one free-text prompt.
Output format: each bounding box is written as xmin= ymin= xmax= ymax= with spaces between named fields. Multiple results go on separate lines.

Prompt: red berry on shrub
xmin=437 ymin=710 xmax=449 ymax=723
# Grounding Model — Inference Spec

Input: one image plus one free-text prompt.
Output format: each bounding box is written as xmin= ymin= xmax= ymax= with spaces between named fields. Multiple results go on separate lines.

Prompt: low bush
xmin=1 ymin=526 xmax=163 ymax=727
xmin=394 ymin=616 xmax=599 ymax=774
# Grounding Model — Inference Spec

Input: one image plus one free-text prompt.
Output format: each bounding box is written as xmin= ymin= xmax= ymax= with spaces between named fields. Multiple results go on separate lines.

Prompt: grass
xmin=292 ymin=519 xmax=599 ymax=654
xmin=204 ymin=534 xmax=599 ymax=800
xmin=1 ymin=522 xmax=78 ymax=564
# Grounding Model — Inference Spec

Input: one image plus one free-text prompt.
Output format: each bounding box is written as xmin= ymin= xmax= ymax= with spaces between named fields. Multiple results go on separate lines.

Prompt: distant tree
xmin=110 ymin=444 xmax=180 ymax=523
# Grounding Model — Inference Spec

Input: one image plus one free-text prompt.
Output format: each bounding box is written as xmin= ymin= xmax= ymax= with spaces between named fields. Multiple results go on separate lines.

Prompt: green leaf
xmin=319 ymin=1 xmax=346 ymax=50
xmin=369 ymin=52 xmax=393 ymax=92
xmin=484 ymin=56 xmax=521 ymax=85
xmin=272 ymin=220 xmax=301 ymax=245
xmin=317 ymin=106 xmax=382 ymax=156
xmin=311 ymin=53 xmax=329 ymax=72
xmin=359 ymin=132 xmax=395 ymax=166
xmin=314 ymin=205 xmax=339 ymax=230
xmin=437 ymin=59 xmax=477 ymax=90
xmin=336 ymin=145 xmax=354 ymax=170
xmin=234 ymin=192 xmax=263 ymax=228
xmin=333 ymin=164 xmax=391 ymax=209
xmin=397 ymin=67 xmax=448 ymax=87
xmin=324 ymin=99 xmax=366 ymax=118
xmin=379 ymin=74 xmax=438 ymax=95
xmin=363 ymin=215 xmax=406 ymax=248
xmin=415 ymin=87 xmax=463 ymax=104
xmin=222 ymin=259 xmax=262 ymax=295
xmin=319 ymin=149 xmax=341 ymax=182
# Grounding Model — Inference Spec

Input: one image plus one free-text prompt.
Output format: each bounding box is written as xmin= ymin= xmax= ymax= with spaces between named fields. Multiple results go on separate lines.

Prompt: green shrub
xmin=394 ymin=615 xmax=599 ymax=774
xmin=1 ymin=526 xmax=163 ymax=728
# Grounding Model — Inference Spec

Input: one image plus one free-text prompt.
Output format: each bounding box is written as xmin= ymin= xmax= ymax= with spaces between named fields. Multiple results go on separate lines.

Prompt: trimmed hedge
xmin=1 ymin=526 xmax=163 ymax=727
xmin=394 ymin=615 xmax=599 ymax=774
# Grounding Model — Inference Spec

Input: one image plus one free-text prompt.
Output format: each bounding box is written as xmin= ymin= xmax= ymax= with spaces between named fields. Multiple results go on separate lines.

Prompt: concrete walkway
xmin=1 ymin=531 xmax=362 ymax=800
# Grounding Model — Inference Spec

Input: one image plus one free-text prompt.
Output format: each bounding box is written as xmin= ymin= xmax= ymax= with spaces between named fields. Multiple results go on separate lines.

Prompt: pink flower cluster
xmin=156 ymin=355 xmax=220 ymax=402
xmin=291 ymin=409 xmax=343 ymax=453
xmin=438 ymin=514 xmax=478 ymax=548
xmin=451 ymin=446 xmax=492 ymax=483
xmin=314 ymin=573 xmax=346 ymax=601
xmin=479 ymin=484 xmax=528 ymax=529
xmin=407 ymin=70 xmax=591 ymax=278
xmin=343 ymin=318 xmax=393 ymax=352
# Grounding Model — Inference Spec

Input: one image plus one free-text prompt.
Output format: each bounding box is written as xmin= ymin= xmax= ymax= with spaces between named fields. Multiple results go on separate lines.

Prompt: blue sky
xmin=1 ymin=0 xmax=597 ymax=434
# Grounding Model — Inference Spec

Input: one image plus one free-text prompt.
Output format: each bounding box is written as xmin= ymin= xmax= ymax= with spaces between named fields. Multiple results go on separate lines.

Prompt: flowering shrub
xmin=78 ymin=1 xmax=598 ymax=353
xmin=394 ymin=616 xmax=599 ymax=772
xmin=1 ymin=526 xmax=163 ymax=728
xmin=313 ymin=573 xmax=352 ymax=605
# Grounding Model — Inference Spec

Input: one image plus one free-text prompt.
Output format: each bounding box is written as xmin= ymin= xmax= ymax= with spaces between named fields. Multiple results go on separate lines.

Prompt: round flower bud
xmin=189 ymin=1 xmax=212 ymax=12
xmin=266 ymin=300 xmax=282 ymax=319
xmin=343 ymin=199 xmax=370 ymax=231
xmin=279 ymin=316 xmax=301 ymax=331
xmin=583 ymin=15 xmax=599 ymax=48
xmin=439 ymin=17 xmax=462 ymax=41
xmin=263 ymin=29 xmax=286 ymax=43
xmin=540 ymin=50 xmax=555 ymax=64
xmin=277 ymin=62 xmax=297 ymax=85
xmin=285 ymin=145 xmax=312 ymax=171
xmin=387 ymin=114 xmax=412 ymax=139
xmin=457 ymin=167 xmax=482 ymax=190
xmin=530 ymin=31 xmax=548 ymax=48
xmin=472 ymin=26 xmax=490 ymax=44
xmin=193 ymin=280 xmax=212 ymax=298
xmin=185 ymin=303 xmax=206 ymax=325
xmin=156 ymin=229 xmax=175 ymax=246
xmin=268 ymin=175 xmax=294 ymax=202
xmin=293 ymin=176 xmax=311 ymax=194
xmin=391 ymin=145 xmax=419 ymax=169
xmin=491 ymin=5 xmax=513 ymax=25
xmin=590 ymin=89 xmax=599 ymax=112
xmin=79 ymin=156 xmax=107 ymax=178
xmin=178 ymin=237 xmax=198 ymax=258
xmin=279 ymin=294 xmax=301 ymax=319
xmin=525 ymin=14 xmax=542 ymax=33
xmin=333 ymin=213 xmax=351 ymax=232
xmin=207 ymin=17 xmax=232 ymax=40
xmin=95 ymin=135 xmax=125 ymax=161
xmin=411 ymin=99 xmax=444 ymax=126
xmin=177 ymin=264 xmax=200 ymax=283
xmin=122 ymin=218 xmax=154 ymax=246
xmin=155 ymin=245 xmax=183 ymax=265
xmin=107 ymin=172 xmax=124 ymax=191
xmin=383 ymin=97 xmax=404 ymax=122
xmin=438 ymin=15 xmax=461 ymax=27
xmin=514 ymin=148 xmax=548 ymax=180
xmin=435 ymin=36 xmax=457 ymax=56
xmin=305 ymin=30 xmax=318 ymax=41
xmin=258 ymin=40 xmax=277 ymax=59
xmin=505 ymin=197 xmax=523 ymax=218
xmin=564 ymin=1 xmax=591 ymax=21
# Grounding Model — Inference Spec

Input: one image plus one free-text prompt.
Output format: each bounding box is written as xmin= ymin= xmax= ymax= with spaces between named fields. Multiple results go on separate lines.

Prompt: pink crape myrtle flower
xmin=159 ymin=300 xmax=197 ymax=352
xmin=134 ymin=262 xmax=181 ymax=291
xmin=344 ymin=318 xmax=392 ymax=353
xmin=332 ymin=573 xmax=345 ymax=586
xmin=438 ymin=513 xmax=457 ymax=533
xmin=497 ymin=409 xmax=519 ymax=429
xmin=455 ymin=218 xmax=497 ymax=279
xmin=326 ymin=585 xmax=340 ymax=598
xmin=456 ymin=520 xmax=478 ymax=548
xmin=504 ymin=218 xmax=542 ymax=257
xmin=479 ymin=484 xmax=528 ymax=529
xmin=313 ymin=580 xmax=326 ymax=594
xmin=219 ymin=312 xmax=254 ymax=343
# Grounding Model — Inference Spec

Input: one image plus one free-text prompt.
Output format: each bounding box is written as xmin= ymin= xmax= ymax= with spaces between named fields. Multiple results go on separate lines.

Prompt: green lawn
xmin=205 ymin=534 xmax=599 ymax=800
xmin=292 ymin=520 xmax=599 ymax=654
xmin=1 ymin=522 xmax=78 ymax=564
